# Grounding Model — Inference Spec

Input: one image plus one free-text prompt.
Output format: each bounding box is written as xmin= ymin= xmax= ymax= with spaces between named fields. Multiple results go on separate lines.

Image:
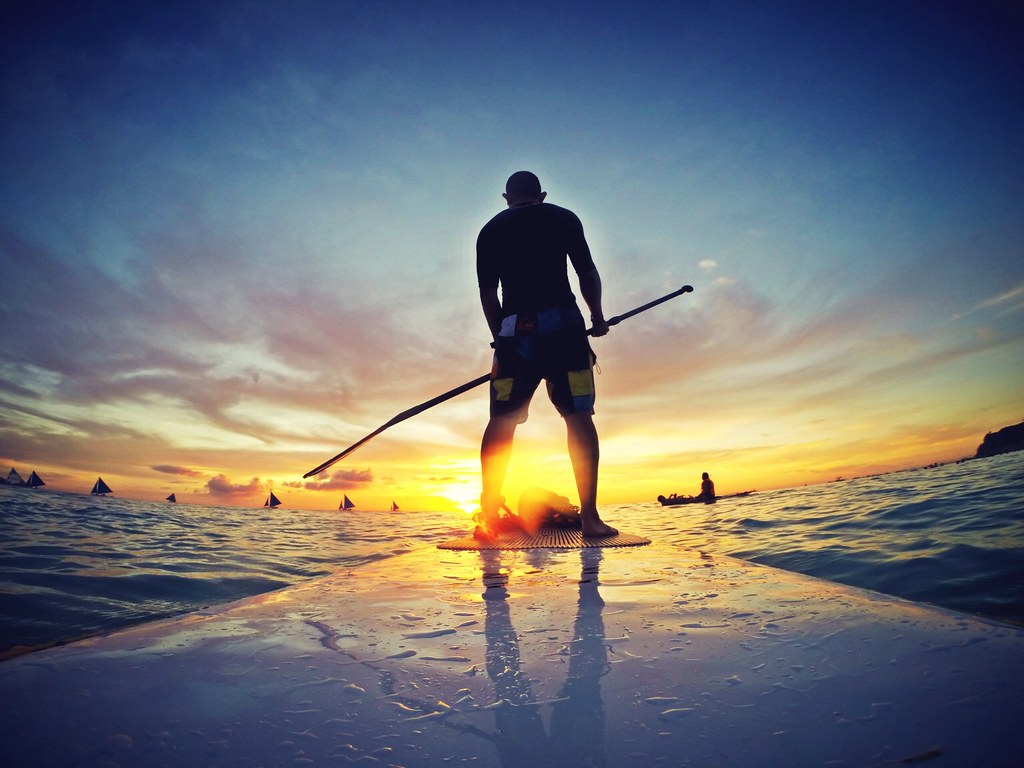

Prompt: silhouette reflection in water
xmin=472 ymin=547 xmax=608 ymax=767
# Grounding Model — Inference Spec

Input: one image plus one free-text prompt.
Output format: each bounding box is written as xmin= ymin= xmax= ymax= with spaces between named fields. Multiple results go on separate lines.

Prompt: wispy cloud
xmin=952 ymin=282 xmax=1024 ymax=321
xmin=151 ymin=465 xmax=203 ymax=477
xmin=204 ymin=474 xmax=264 ymax=497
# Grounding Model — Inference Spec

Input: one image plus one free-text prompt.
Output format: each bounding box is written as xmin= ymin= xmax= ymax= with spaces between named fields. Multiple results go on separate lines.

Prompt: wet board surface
xmin=1 ymin=542 xmax=1021 ymax=767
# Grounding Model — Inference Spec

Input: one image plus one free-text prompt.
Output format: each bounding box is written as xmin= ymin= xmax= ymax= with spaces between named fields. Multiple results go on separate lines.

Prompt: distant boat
xmin=340 ymin=495 xmax=355 ymax=510
xmin=391 ymin=501 xmax=399 ymax=511
xmin=91 ymin=477 xmax=112 ymax=496
xmin=6 ymin=468 xmax=24 ymax=486
xmin=166 ymin=493 xmax=177 ymax=503
xmin=26 ymin=471 xmax=45 ymax=488
xmin=265 ymin=491 xmax=282 ymax=508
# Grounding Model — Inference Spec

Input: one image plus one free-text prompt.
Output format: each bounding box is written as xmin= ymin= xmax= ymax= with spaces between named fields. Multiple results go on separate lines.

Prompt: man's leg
xmin=480 ymin=416 xmax=518 ymax=527
xmin=565 ymin=413 xmax=617 ymax=537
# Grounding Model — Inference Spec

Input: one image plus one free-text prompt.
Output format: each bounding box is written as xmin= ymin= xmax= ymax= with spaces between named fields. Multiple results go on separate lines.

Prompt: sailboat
xmin=26 ymin=471 xmax=45 ymax=488
xmin=166 ymin=493 xmax=177 ymax=503
xmin=6 ymin=468 xmax=24 ymax=485
xmin=340 ymin=495 xmax=355 ymax=510
xmin=91 ymin=477 xmax=112 ymax=496
xmin=265 ymin=491 xmax=282 ymax=508
xmin=391 ymin=501 xmax=399 ymax=511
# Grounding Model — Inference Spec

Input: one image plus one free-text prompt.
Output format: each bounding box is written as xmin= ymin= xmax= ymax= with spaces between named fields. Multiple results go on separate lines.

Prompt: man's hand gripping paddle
xmin=303 ymin=284 xmax=694 ymax=479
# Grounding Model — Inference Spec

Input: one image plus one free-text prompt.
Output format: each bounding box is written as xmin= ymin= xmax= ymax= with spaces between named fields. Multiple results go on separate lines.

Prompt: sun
xmin=428 ymin=459 xmax=482 ymax=516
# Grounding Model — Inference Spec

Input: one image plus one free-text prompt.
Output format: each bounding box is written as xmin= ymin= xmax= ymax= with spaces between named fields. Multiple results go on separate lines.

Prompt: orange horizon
xmin=1 ymin=432 xmax=989 ymax=514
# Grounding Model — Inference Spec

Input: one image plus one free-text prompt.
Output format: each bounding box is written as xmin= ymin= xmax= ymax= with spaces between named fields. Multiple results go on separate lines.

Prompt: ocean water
xmin=1 ymin=451 xmax=1022 ymax=658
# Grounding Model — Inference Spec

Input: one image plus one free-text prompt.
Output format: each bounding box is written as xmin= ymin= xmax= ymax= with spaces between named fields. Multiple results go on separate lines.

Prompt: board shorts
xmin=489 ymin=305 xmax=596 ymax=423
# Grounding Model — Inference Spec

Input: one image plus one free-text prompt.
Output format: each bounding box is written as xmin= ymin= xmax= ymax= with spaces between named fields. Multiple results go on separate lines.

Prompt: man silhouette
xmin=475 ymin=171 xmax=617 ymax=539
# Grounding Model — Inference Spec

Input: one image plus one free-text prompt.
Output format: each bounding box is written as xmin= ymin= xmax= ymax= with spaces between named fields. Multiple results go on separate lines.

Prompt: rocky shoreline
xmin=976 ymin=422 xmax=1024 ymax=458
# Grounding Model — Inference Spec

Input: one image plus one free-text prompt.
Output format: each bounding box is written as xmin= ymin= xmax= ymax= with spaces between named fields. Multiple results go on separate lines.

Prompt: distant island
xmin=976 ymin=422 xmax=1024 ymax=458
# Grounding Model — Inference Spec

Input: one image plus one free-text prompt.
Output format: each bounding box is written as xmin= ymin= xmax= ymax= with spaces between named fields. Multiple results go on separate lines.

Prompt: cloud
xmin=952 ymin=281 xmax=1024 ymax=321
xmin=152 ymin=464 xmax=203 ymax=476
xmin=205 ymin=474 xmax=264 ymax=496
xmin=0 ymin=227 xmax=479 ymax=453
xmin=288 ymin=467 xmax=374 ymax=491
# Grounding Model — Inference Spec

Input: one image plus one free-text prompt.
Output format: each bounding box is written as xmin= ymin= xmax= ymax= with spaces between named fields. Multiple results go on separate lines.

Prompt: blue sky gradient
xmin=2 ymin=1 xmax=1021 ymax=509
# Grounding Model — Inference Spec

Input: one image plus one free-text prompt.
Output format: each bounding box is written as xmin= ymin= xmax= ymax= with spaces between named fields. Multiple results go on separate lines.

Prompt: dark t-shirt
xmin=476 ymin=202 xmax=596 ymax=316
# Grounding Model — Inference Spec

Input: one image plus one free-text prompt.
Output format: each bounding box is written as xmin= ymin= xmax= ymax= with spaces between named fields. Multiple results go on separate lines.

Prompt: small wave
xmin=735 ymin=517 xmax=780 ymax=529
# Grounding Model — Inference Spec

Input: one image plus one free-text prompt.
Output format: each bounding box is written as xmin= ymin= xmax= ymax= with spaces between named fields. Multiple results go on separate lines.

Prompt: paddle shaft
xmin=303 ymin=284 xmax=694 ymax=478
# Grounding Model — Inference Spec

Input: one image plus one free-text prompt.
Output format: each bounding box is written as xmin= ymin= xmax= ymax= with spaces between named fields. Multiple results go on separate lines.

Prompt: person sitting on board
xmin=475 ymin=170 xmax=617 ymax=540
xmin=698 ymin=471 xmax=716 ymax=502
xmin=516 ymin=487 xmax=582 ymax=534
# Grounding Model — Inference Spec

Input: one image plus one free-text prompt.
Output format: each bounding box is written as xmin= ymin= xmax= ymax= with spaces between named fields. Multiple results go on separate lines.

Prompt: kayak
xmin=657 ymin=490 xmax=755 ymax=506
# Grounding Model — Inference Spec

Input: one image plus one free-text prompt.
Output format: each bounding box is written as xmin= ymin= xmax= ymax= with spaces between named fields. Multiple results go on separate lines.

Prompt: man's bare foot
xmin=473 ymin=493 xmax=508 ymax=541
xmin=581 ymin=513 xmax=617 ymax=538
xmin=472 ymin=509 xmax=501 ymax=541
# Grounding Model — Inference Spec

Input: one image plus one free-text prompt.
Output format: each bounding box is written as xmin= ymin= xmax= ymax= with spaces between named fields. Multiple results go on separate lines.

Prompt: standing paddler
xmin=475 ymin=171 xmax=618 ymax=540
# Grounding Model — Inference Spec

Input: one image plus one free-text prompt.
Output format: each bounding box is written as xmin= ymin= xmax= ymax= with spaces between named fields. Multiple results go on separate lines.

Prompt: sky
xmin=1 ymin=0 xmax=1022 ymax=514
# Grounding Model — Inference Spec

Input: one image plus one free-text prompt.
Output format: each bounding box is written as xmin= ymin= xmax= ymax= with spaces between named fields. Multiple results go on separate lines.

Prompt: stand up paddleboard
xmin=438 ymin=528 xmax=650 ymax=550
xmin=1 ymin=541 xmax=1020 ymax=767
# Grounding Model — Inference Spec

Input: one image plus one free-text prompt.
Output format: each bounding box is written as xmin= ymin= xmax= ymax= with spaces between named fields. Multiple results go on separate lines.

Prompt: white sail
xmin=6 ymin=468 xmax=24 ymax=485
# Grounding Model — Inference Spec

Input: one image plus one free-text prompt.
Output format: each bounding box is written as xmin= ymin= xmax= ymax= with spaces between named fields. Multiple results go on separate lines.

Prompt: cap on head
xmin=505 ymin=170 xmax=542 ymax=201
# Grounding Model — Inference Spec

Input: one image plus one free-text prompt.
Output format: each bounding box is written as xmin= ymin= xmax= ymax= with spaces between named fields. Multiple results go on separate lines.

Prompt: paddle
xmin=303 ymin=284 xmax=694 ymax=478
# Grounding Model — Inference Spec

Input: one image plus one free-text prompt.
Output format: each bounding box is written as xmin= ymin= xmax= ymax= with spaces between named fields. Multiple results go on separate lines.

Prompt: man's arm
xmin=480 ymin=287 xmax=503 ymax=340
xmin=578 ymin=268 xmax=609 ymax=337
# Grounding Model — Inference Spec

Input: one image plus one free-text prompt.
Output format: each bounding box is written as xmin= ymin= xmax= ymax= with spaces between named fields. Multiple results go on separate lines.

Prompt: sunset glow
xmin=1 ymin=2 xmax=1021 ymax=512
